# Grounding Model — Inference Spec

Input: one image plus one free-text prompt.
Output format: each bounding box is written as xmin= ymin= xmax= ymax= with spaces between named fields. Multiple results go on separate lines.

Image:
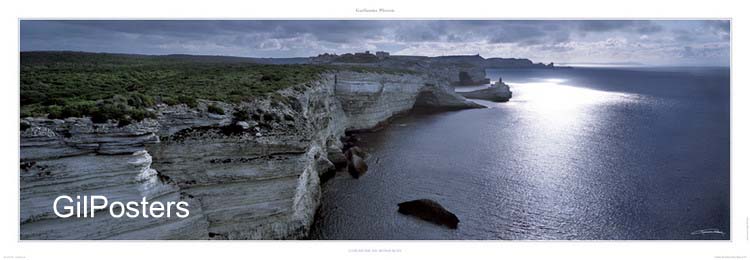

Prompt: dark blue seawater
xmin=310 ymin=67 xmax=730 ymax=240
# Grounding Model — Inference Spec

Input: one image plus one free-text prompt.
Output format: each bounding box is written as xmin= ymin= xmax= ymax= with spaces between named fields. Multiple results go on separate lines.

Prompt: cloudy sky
xmin=20 ymin=20 xmax=730 ymax=66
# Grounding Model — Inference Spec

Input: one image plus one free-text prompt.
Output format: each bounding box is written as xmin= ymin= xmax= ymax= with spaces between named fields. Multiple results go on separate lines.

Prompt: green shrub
xmin=207 ymin=104 xmax=225 ymax=115
xmin=20 ymin=90 xmax=47 ymax=106
xmin=117 ymin=117 xmax=132 ymax=127
xmin=20 ymin=104 xmax=44 ymax=118
xmin=42 ymin=97 xmax=68 ymax=106
xmin=177 ymin=96 xmax=198 ymax=108
xmin=126 ymin=93 xmax=155 ymax=108
xmin=232 ymin=110 xmax=249 ymax=122
xmin=89 ymin=110 xmax=109 ymax=123
xmin=46 ymin=105 xmax=63 ymax=119
xmin=90 ymin=99 xmax=128 ymax=123
xmin=61 ymin=101 xmax=96 ymax=118
xmin=161 ymin=96 xmax=178 ymax=106
xmin=129 ymin=109 xmax=156 ymax=121
xmin=260 ymin=73 xmax=282 ymax=82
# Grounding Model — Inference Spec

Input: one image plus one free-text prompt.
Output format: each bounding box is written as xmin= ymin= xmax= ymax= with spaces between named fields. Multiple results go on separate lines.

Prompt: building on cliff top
xmin=376 ymin=51 xmax=390 ymax=59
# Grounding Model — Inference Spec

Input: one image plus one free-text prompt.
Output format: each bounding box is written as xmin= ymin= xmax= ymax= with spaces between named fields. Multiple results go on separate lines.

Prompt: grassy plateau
xmin=20 ymin=51 xmax=330 ymax=124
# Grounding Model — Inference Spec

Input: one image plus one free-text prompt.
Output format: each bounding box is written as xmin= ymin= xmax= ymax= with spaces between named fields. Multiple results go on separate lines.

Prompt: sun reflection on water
xmin=475 ymin=78 xmax=639 ymax=133
xmin=509 ymin=78 xmax=636 ymax=111
xmin=478 ymin=77 xmax=643 ymax=229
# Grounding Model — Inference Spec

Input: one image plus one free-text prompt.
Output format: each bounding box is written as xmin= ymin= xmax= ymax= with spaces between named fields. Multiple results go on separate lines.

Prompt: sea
xmin=310 ymin=66 xmax=730 ymax=240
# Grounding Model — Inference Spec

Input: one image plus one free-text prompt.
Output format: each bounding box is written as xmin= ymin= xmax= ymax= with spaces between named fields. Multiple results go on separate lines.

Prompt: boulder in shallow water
xmin=344 ymin=146 xmax=366 ymax=160
xmin=346 ymin=153 xmax=368 ymax=178
xmin=341 ymin=134 xmax=362 ymax=151
xmin=397 ymin=199 xmax=459 ymax=229
xmin=326 ymin=146 xmax=347 ymax=169
xmin=316 ymin=157 xmax=336 ymax=184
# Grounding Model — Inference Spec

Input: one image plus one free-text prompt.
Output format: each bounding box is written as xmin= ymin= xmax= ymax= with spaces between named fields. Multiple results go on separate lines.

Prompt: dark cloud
xmin=20 ymin=20 xmax=729 ymax=65
xmin=16 ymin=20 xmax=671 ymax=51
xmin=577 ymin=20 xmax=664 ymax=35
xmin=679 ymin=44 xmax=729 ymax=59
xmin=636 ymin=24 xmax=663 ymax=34
xmin=579 ymin=20 xmax=637 ymax=32
xmin=672 ymin=29 xmax=695 ymax=42
xmin=537 ymin=44 xmax=574 ymax=52
xmin=487 ymin=26 xmax=546 ymax=44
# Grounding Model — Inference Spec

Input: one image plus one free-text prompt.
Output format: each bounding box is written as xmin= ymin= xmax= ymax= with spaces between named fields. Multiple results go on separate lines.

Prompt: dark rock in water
xmin=343 ymin=146 xmax=368 ymax=178
xmin=344 ymin=146 xmax=366 ymax=160
xmin=316 ymin=157 xmax=336 ymax=184
xmin=347 ymin=154 xmax=368 ymax=178
xmin=341 ymin=134 xmax=361 ymax=150
xmin=343 ymin=134 xmax=361 ymax=143
xmin=346 ymin=153 xmax=368 ymax=178
xmin=397 ymin=199 xmax=459 ymax=229
xmin=327 ymin=146 xmax=347 ymax=169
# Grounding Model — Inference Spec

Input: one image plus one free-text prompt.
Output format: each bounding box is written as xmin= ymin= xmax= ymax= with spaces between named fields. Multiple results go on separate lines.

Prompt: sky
xmin=20 ymin=20 xmax=730 ymax=66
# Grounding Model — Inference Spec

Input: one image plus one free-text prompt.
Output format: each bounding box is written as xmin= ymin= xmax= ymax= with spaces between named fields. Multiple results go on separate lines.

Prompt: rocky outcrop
xmin=430 ymin=55 xmax=490 ymax=85
xmin=458 ymin=81 xmax=513 ymax=102
xmin=397 ymin=199 xmax=460 ymax=229
xmin=334 ymin=71 xmax=481 ymax=130
xmin=19 ymin=70 xmax=481 ymax=240
xmin=326 ymin=145 xmax=347 ymax=169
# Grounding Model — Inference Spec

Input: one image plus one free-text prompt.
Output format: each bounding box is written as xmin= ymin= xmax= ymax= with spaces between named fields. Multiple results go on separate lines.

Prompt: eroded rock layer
xmin=19 ymin=71 xmax=480 ymax=239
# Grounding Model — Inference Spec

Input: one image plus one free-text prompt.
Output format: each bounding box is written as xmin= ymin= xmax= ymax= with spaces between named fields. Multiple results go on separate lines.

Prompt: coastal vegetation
xmin=20 ymin=51 xmax=419 ymax=124
xmin=206 ymin=104 xmax=225 ymax=115
xmin=20 ymin=52 xmax=329 ymax=122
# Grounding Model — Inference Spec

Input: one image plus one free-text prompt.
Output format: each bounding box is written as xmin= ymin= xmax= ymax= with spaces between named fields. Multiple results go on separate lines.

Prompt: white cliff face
xmin=20 ymin=119 xmax=206 ymax=239
xmin=334 ymin=71 xmax=427 ymax=130
xmin=334 ymin=71 xmax=483 ymax=130
xmin=328 ymin=55 xmax=490 ymax=86
xmin=19 ymin=70 xmax=481 ymax=240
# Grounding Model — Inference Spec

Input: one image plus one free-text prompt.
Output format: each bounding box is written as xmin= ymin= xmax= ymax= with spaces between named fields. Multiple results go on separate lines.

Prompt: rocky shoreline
xmin=20 ymin=70 xmax=487 ymax=239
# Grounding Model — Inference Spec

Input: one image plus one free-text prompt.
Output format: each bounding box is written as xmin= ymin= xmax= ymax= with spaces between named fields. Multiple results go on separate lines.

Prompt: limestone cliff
xmin=458 ymin=81 xmax=513 ymax=102
xmin=322 ymin=55 xmax=491 ymax=86
xmin=316 ymin=54 xmax=552 ymax=86
xmin=19 ymin=71 xmax=480 ymax=239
